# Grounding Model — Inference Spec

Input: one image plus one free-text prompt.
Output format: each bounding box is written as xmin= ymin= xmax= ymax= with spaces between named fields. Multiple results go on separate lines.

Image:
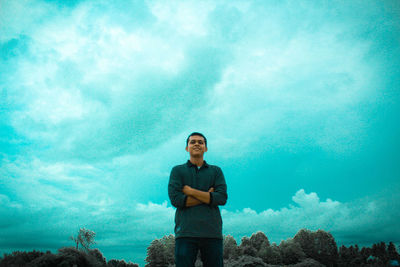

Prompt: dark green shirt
xmin=168 ymin=160 xmax=228 ymax=239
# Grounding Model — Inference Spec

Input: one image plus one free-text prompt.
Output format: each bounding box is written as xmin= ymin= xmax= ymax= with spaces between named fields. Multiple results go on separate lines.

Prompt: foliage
xmin=257 ymin=243 xmax=281 ymax=265
xmin=89 ymin=248 xmax=107 ymax=265
xmin=1 ymin=228 xmax=399 ymax=267
xmin=224 ymin=255 xmax=267 ymax=267
xmin=223 ymin=235 xmax=240 ymax=260
xmin=0 ymin=250 xmax=47 ymax=267
xmin=145 ymin=234 xmax=175 ymax=267
xmin=107 ymin=259 xmax=139 ymax=267
xmin=289 ymin=258 xmax=325 ymax=267
xmin=26 ymin=247 xmax=95 ymax=267
xmin=293 ymin=228 xmax=338 ymax=266
xmin=250 ymin=231 xmax=270 ymax=252
xmin=239 ymin=236 xmax=258 ymax=256
xmin=144 ymin=230 xmax=400 ymax=267
xmin=279 ymin=238 xmax=306 ymax=265
xmin=161 ymin=234 xmax=175 ymax=264
xmin=0 ymin=248 xmax=139 ymax=267
xmin=70 ymin=227 xmax=97 ymax=251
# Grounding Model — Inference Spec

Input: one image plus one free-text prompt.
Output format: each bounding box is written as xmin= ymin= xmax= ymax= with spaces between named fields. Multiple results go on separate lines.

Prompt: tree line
xmin=145 ymin=229 xmax=400 ymax=267
xmin=0 ymin=228 xmax=139 ymax=267
xmin=1 ymin=228 xmax=399 ymax=266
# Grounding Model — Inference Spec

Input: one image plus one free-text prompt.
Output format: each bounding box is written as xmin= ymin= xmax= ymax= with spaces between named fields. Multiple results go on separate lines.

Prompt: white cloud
xmin=1 ymin=157 xmax=112 ymax=208
xmin=4 ymin=0 xmax=210 ymax=161
xmin=292 ymin=189 xmax=321 ymax=208
xmin=2 ymin=188 xmax=398 ymax=254
xmin=149 ymin=1 xmax=214 ymax=37
xmin=2 ymin=0 xmax=383 ymax=163
xmin=201 ymin=21 xmax=375 ymax=157
xmin=106 ymin=189 xmax=399 ymax=247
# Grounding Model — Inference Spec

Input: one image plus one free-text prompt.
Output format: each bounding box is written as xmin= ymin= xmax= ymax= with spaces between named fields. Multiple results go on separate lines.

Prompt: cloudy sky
xmin=1 ymin=0 xmax=400 ymax=265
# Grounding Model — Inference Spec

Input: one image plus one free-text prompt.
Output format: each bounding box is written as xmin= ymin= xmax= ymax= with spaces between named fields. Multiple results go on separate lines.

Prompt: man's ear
xmin=185 ymin=146 xmax=189 ymax=152
xmin=205 ymin=146 xmax=208 ymax=152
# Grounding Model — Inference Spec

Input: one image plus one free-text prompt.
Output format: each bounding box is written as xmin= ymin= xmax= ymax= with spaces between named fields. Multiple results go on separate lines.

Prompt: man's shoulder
xmin=206 ymin=163 xmax=222 ymax=171
xmin=171 ymin=163 xmax=188 ymax=171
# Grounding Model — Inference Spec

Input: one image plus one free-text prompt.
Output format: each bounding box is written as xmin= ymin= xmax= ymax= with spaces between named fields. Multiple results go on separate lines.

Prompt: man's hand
xmin=182 ymin=185 xmax=213 ymax=204
xmin=182 ymin=185 xmax=193 ymax=196
xmin=183 ymin=186 xmax=214 ymax=196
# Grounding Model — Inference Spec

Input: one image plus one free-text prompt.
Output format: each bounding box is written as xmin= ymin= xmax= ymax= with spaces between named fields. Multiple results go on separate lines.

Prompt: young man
xmin=168 ymin=132 xmax=228 ymax=267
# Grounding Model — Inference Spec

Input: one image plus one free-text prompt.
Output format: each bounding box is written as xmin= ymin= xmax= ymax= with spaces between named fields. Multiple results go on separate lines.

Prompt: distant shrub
xmin=290 ymin=258 xmax=325 ymax=267
xmin=107 ymin=259 xmax=139 ymax=267
xmin=224 ymin=255 xmax=267 ymax=267
xmin=293 ymin=229 xmax=338 ymax=267
xmin=239 ymin=236 xmax=257 ymax=257
xmin=279 ymin=238 xmax=306 ymax=265
xmin=145 ymin=234 xmax=175 ymax=267
xmin=28 ymin=247 xmax=96 ymax=267
xmin=257 ymin=243 xmax=281 ymax=265
xmin=223 ymin=235 xmax=239 ymax=260
xmin=0 ymin=250 xmax=46 ymax=267
xmin=89 ymin=248 xmax=107 ymax=265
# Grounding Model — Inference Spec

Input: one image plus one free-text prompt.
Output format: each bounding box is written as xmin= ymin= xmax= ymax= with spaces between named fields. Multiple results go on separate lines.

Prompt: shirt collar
xmin=186 ymin=160 xmax=209 ymax=168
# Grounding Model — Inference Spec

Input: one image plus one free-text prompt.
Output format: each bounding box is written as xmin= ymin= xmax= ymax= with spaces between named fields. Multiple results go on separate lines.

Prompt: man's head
xmin=185 ymin=132 xmax=208 ymax=157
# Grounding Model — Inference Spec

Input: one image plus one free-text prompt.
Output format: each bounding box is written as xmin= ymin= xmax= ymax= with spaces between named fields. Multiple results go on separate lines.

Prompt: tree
xmin=293 ymin=229 xmax=338 ymax=267
xmin=313 ymin=229 xmax=338 ymax=266
xmin=145 ymin=239 xmax=168 ymax=267
xmin=258 ymin=242 xmax=282 ymax=265
xmin=249 ymin=231 xmax=270 ymax=252
xmin=293 ymin=229 xmax=315 ymax=258
xmin=239 ymin=236 xmax=257 ymax=256
xmin=279 ymin=238 xmax=306 ymax=265
xmin=70 ymin=227 xmax=96 ymax=251
xmin=338 ymin=245 xmax=349 ymax=266
xmin=88 ymin=248 xmax=106 ymax=265
xmin=388 ymin=242 xmax=399 ymax=261
xmin=225 ymin=255 xmax=267 ymax=267
xmin=338 ymin=245 xmax=363 ymax=266
xmin=160 ymin=234 xmax=175 ymax=265
xmin=372 ymin=241 xmax=389 ymax=265
xmin=223 ymin=235 xmax=239 ymax=260
xmin=0 ymin=250 xmax=46 ymax=266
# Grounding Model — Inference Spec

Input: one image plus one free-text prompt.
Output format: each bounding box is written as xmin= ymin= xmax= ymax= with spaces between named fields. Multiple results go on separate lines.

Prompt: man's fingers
xmin=208 ymin=187 xmax=214 ymax=192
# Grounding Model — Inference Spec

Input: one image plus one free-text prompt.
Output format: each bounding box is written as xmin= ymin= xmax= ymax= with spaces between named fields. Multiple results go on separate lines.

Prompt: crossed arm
xmin=168 ymin=167 xmax=227 ymax=208
xmin=182 ymin=186 xmax=214 ymax=207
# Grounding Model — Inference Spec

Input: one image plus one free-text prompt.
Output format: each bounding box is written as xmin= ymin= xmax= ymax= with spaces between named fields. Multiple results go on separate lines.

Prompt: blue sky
xmin=1 ymin=0 xmax=400 ymax=265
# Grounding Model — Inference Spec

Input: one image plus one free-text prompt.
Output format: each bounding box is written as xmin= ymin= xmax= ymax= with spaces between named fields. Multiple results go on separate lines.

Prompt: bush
xmin=293 ymin=229 xmax=338 ymax=267
xmin=279 ymin=238 xmax=306 ymax=265
xmin=0 ymin=250 xmax=46 ymax=267
xmin=224 ymin=255 xmax=267 ymax=267
xmin=224 ymin=235 xmax=239 ymax=260
xmin=257 ymin=243 xmax=281 ymax=265
xmin=289 ymin=258 xmax=325 ymax=267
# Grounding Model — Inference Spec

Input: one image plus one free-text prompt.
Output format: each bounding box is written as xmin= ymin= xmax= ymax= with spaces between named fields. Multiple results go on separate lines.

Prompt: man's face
xmin=186 ymin=135 xmax=207 ymax=157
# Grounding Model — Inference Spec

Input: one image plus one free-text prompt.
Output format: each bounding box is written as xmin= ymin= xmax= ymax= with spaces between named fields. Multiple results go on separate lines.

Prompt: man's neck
xmin=189 ymin=157 xmax=204 ymax=167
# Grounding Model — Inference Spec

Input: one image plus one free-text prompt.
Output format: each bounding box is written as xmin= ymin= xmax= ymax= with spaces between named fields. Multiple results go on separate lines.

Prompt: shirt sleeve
xmin=209 ymin=167 xmax=228 ymax=206
xmin=168 ymin=166 xmax=187 ymax=208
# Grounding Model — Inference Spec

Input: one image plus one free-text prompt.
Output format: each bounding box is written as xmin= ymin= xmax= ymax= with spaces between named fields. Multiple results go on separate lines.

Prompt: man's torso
xmin=170 ymin=161 xmax=224 ymax=239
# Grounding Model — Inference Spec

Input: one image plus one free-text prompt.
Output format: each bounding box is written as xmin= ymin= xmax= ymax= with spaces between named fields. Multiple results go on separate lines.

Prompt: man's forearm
xmin=186 ymin=188 xmax=211 ymax=204
xmin=182 ymin=186 xmax=213 ymax=205
xmin=185 ymin=196 xmax=203 ymax=207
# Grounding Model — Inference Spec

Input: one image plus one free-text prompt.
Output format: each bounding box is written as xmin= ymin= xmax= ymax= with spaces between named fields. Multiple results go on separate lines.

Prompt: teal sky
xmin=1 ymin=0 xmax=400 ymax=265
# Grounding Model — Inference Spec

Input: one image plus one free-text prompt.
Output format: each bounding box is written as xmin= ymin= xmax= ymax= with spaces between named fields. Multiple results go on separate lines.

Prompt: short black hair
xmin=186 ymin=132 xmax=207 ymax=147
